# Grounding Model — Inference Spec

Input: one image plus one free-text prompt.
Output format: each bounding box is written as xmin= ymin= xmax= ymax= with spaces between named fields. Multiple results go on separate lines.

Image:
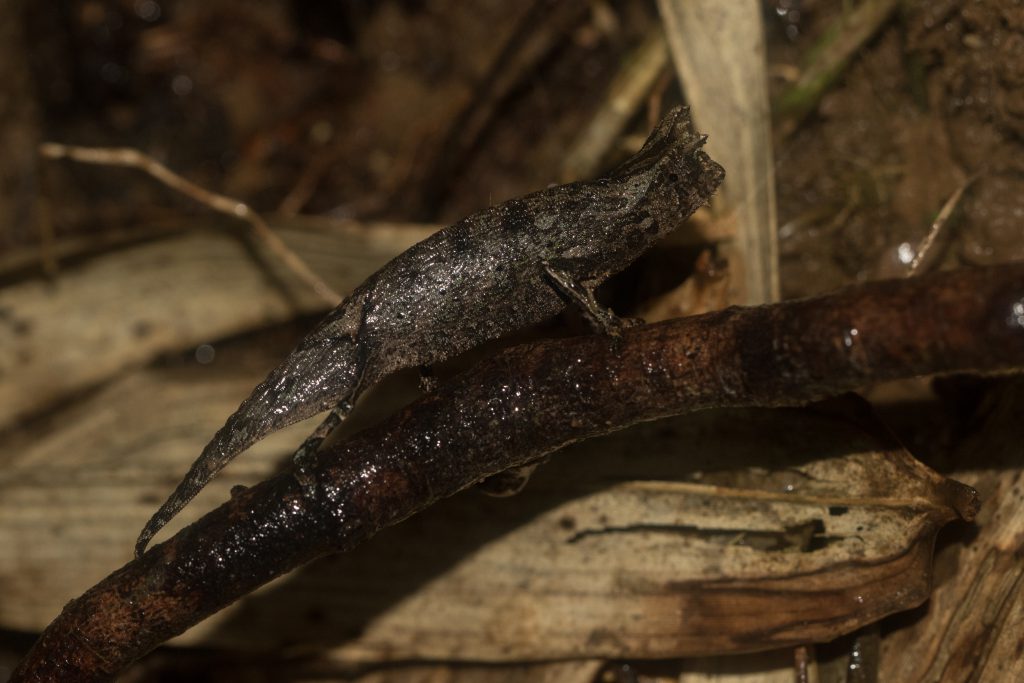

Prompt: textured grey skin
xmin=135 ymin=107 xmax=725 ymax=557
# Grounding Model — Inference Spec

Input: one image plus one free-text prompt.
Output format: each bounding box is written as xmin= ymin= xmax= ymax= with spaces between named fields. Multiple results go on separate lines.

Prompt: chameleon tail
xmin=135 ymin=323 xmax=363 ymax=557
xmin=134 ymin=413 xmax=258 ymax=557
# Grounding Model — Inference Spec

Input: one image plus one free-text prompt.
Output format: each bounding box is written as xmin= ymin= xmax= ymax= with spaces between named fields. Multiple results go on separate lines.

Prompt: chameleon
xmin=135 ymin=106 xmax=725 ymax=557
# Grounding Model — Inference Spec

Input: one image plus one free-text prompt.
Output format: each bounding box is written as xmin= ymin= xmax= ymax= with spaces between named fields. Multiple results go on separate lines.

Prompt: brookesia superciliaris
xmin=135 ymin=106 xmax=725 ymax=557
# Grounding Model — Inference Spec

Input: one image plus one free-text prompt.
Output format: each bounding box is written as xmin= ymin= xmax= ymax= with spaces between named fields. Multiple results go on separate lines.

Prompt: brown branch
xmin=38 ymin=143 xmax=342 ymax=305
xmin=11 ymin=264 xmax=1024 ymax=682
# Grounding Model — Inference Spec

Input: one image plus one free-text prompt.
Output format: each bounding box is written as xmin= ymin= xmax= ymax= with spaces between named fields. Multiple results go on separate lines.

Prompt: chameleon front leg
xmin=291 ymin=399 xmax=355 ymax=493
xmin=542 ymin=261 xmax=637 ymax=336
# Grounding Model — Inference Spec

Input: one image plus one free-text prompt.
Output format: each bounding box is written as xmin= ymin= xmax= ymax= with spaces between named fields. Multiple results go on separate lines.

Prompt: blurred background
xmin=2 ymin=1 xmax=1024 ymax=681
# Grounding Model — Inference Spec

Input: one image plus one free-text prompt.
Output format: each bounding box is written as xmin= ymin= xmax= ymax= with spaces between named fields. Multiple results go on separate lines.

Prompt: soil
xmin=775 ymin=0 xmax=1024 ymax=296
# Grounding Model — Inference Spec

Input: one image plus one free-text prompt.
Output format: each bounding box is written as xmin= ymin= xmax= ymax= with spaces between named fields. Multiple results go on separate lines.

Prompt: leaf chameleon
xmin=135 ymin=106 xmax=725 ymax=557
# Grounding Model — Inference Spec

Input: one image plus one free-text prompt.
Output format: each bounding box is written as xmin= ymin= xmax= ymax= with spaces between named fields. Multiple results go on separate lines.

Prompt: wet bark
xmin=10 ymin=263 xmax=1024 ymax=682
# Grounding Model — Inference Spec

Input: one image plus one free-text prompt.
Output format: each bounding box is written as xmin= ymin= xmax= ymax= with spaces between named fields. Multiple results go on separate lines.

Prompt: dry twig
xmin=560 ymin=27 xmax=669 ymax=182
xmin=908 ymin=174 xmax=978 ymax=275
xmin=656 ymin=0 xmax=779 ymax=305
xmin=38 ymin=142 xmax=341 ymax=305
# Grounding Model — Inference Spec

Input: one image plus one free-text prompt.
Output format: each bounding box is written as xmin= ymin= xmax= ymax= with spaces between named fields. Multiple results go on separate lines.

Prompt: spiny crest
xmin=607 ymin=106 xmax=705 ymax=180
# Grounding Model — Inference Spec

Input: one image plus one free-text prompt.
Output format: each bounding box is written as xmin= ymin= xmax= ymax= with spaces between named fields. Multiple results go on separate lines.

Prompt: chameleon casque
xmin=135 ymin=106 xmax=725 ymax=557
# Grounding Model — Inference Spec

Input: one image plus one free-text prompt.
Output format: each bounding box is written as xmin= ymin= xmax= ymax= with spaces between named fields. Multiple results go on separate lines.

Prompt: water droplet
xmin=171 ymin=73 xmax=193 ymax=96
xmin=842 ymin=327 xmax=859 ymax=348
xmin=195 ymin=344 xmax=216 ymax=364
xmin=134 ymin=0 xmax=161 ymax=22
xmin=1010 ymin=300 xmax=1024 ymax=329
xmin=897 ymin=242 xmax=915 ymax=265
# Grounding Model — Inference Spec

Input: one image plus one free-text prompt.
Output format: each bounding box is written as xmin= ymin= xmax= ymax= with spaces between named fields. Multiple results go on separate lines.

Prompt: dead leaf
xmin=879 ymin=379 xmax=1024 ymax=682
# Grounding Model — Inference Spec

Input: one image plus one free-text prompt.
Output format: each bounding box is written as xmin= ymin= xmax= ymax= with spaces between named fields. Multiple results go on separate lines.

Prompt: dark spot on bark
xmin=133 ymin=320 xmax=152 ymax=338
xmin=734 ymin=306 xmax=781 ymax=394
xmin=828 ymin=505 xmax=849 ymax=516
xmin=558 ymin=516 xmax=576 ymax=531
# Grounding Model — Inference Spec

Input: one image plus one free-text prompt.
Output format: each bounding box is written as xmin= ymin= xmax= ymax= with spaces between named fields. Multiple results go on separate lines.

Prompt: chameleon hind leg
xmin=291 ymin=398 xmax=356 ymax=494
xmin=293 ymin=299 xmax=373 ymax=494
xmin=296 ymin=359 xmax=436 ymax=483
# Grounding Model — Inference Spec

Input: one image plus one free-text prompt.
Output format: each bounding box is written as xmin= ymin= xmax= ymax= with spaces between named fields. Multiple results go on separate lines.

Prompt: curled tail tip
xmin=132 ymin=435 xmax=237 ymax=557
xmin=134 ymin=523 xmax=157 ymax=558
xmin=134 ymin=479 xmax=194 ymax=558
xmin=135 ymin=501 xmax=177 ymax=556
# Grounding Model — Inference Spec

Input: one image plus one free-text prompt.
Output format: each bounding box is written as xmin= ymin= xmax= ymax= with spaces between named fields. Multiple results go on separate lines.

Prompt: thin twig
xmin=11 ymin=264 xmax=1024 ymax=682
xmin=411 ymin=0 xmax=590 ymax=215
xmin=38 ymin=142 xmax=341 ymax=305
xmin=908 ymin=174 xmax=979 ymax=276
xmin=560 ymin=27 xmax=669 ymax=182
xmin=276 ymin=150 xmax=334 ymax=216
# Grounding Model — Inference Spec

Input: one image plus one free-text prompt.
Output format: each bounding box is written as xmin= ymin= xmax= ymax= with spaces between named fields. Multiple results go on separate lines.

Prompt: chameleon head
xmin=634 ymin=105 xmax=724 ymax=225
xmin=610 ymin=106 xmax=725 ymax=234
